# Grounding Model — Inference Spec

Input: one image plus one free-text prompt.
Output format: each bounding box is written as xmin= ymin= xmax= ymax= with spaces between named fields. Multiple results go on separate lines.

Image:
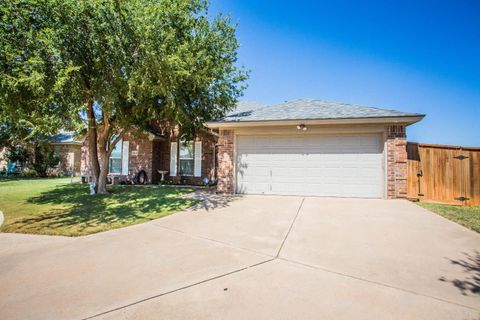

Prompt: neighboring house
xmin=50 ymin=132 xmax=83 ymax=176
xmin=206 ymin=99 xmax=424 ymax=199
xmin=79 ymin=98 xmax=424 ymax=199
xmin=0 ymin=133 xmax=82 ymax=176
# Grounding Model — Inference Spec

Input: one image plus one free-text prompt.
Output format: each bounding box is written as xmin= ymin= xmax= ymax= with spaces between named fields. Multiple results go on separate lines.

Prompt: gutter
xmin=205 ymin=115 xmax=425 ymax=129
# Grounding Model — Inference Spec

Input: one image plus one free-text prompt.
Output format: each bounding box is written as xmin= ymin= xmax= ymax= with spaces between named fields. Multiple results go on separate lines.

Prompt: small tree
xmin=1 ymin=0 xmax=247 ymax=193
xmin=4 ymin=143 xmax=30 ymax=166
xmin=32 ymin=144 xmax=60 ymax=177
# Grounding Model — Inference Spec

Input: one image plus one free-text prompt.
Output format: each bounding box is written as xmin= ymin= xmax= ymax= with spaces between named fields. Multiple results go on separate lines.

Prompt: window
xmin=179 ymin=141 xmax=194 ymax=176
xmin=109 ymin=139 xmax=123 ymax=174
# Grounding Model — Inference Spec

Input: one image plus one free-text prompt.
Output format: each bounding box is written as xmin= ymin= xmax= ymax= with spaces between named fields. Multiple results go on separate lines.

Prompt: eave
xmin=205 ymin=115 xmax=425 ymax=129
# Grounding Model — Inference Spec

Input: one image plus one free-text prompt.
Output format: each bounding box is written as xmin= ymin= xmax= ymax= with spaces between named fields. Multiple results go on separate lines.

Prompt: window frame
xmin=178 ymin=141 xmax=194 ymax=176
xmin=109 ymin=139 xmax=123 ymax=175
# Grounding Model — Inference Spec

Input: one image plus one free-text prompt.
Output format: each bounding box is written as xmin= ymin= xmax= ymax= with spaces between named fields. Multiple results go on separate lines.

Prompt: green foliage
xmin=4 ymin=143 xmax=30 ymax=164
xmin=0 ymin=0 xmax=79 ymax=137
xmin=0 ymin=0 xmax=248 ymax=139
xmin=32 ymin=144 xmax=60 ymax=177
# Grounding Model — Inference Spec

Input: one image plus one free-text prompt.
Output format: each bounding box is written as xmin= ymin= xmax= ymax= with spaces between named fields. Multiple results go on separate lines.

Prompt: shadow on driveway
xmin=440 ymin=251 xmax=480 ymax=297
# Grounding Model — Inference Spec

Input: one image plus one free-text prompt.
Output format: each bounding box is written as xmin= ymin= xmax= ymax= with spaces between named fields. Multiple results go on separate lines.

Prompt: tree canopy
xmin=0 ymin=0 xmax=248 ymax=193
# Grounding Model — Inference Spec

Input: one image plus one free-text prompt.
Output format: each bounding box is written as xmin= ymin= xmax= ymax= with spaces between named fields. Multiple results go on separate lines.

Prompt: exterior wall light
xmin=296 ymin=124 xmax=307 ymax=131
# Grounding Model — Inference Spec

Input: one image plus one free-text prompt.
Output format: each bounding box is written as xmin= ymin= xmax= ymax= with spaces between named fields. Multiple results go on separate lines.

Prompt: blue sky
xmin=209 ymin=0 xmax=480 ymax=146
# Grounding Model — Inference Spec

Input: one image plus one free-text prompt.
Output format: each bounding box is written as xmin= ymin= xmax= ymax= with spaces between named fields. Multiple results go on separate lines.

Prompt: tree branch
xmin=107 ymin=131 xmax=124 ymax=157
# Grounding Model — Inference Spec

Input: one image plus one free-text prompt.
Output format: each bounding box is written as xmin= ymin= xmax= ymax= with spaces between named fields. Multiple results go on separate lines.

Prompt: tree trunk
xmin=97 ymin=150 xmax=109 ymax=194
xmin=87 ymin=100 xmax=100 ymax=193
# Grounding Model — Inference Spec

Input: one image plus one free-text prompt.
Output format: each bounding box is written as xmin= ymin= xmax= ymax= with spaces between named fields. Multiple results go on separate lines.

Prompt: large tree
xmin=0 ymin=0 xmax=247 ymax=193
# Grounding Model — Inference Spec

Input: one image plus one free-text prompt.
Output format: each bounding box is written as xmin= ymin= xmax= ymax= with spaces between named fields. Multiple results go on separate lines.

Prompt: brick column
xmin=386 ymin=125 xmax=407 ymax=199
xmin=217 ymin=129 xmax=234 ymax=193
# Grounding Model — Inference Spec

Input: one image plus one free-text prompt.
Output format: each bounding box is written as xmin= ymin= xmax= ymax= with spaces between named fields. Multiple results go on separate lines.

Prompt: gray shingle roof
xmin=214 ymin=99 xmax=423 ymax=123
xmin=51 ymin=132 xmax=81 ymax=144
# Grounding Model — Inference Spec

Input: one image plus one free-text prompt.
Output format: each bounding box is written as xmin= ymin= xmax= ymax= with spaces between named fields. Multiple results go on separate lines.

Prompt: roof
xmin=51 ymin=132 xmax=82 ymax=145
xmin=211 ymin=99 xmax=424 ymax=124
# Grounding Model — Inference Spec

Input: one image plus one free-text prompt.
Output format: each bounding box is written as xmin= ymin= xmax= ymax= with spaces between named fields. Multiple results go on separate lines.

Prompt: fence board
xmin=407 ymin=142 xmax=480 ymax=206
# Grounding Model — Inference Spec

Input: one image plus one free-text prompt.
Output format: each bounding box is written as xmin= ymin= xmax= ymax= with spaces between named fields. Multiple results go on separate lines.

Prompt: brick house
xmin=80 ymin=128 xmax=217 ymax=185
xmin=80 ymin=99 xmax=424 ymax=199
xmin=51 ymin=133 xmax=82 ymax=176
xmin=0 ymin=133 xmax=82 ymax=176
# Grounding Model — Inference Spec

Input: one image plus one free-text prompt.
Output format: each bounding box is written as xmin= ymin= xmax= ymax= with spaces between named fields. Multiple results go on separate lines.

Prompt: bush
xmin=5 ymin=143 xmax=30 ymax=164
xmin=32 ymin=145 xmax=60 ymax=177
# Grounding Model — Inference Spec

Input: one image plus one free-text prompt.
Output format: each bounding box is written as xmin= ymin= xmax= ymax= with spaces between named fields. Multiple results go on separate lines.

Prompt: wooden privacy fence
xmin=407 ymin=142 xmax=480 ymax=206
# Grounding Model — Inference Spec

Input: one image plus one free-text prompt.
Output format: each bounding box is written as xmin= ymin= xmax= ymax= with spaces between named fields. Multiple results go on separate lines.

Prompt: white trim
xmin=194 ymin=141 xmax=202 ymax=177
xmin=170 ymin=142 xmax=178 ymax=176
xmin=108 ymin=139 xmax=123 ymax=175
xmin=121 ymin=141 xmax=129 ymax=175
xmin=233 ymin=124 xmax=386 ymax=136
xmin=178 ymin=141 xmax=194 ymax=176
xmin=206 ymin=116 xmax=424 ymax=129
xmin=233 ymin=133 xmax=238 ymax=194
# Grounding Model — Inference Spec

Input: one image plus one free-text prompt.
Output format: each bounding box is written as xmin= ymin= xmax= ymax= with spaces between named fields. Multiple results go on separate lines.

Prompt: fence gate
xmin=407 ymin=143 xmax=480 ymax=206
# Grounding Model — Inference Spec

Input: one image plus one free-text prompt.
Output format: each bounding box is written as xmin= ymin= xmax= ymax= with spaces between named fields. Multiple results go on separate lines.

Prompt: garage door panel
xmin=236 ymin=134 xmax=384 ymax=198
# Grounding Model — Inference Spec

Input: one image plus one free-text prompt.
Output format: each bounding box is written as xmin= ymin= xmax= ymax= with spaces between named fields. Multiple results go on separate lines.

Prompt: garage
xmin=206 ymin=99 xmax=424 ymax=199
xmin=236 ymin=134 xmax=385 ymax=198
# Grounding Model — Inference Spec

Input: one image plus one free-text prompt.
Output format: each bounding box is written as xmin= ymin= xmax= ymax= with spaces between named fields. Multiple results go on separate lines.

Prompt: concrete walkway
xmin=0 ymin=196 xmax=479 ymax=319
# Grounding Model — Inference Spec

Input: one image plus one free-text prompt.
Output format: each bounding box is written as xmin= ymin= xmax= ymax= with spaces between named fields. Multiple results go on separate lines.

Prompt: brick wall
xmin=80 ymin=131 xmax=155 ymax=183
xmin=159 ymin=131 xmax=217 ymax=185
xmin=386 ymin=125 xmax=407 ymax=199
xmin=126 ymin=132 xmax=154 ymax=183
xmin=217 ymin=129 xmax=234 ymax=193
xmin=80 ymin=129 xmax=217 ymax=185
xmin=53 ymin=144 xmax=82 ymax=175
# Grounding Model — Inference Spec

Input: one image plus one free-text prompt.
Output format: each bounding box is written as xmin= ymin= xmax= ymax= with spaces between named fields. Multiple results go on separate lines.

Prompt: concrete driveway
xmin=0 ymin=196 xmax=479 ymax=319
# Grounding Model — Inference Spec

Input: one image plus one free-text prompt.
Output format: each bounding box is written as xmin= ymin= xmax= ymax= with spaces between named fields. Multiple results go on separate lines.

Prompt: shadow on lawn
xmin=7 ymin=184 xmax=195 ymax=235
xmin=439 ymin=251 xmax=480 ymax=296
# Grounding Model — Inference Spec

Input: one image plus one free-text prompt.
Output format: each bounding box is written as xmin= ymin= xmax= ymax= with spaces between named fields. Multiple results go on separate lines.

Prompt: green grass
xmin=418 ymin=202 xmax=480 ymax=233
xmin=0 ymin=178 xmax=197 ymax=236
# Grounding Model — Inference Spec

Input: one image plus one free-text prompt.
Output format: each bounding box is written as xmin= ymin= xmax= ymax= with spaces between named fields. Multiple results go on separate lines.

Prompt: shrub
xmin=5 ymin=143 xmax=30 ymax=165
xmin=32 ymin=145 xmax=60 ymax=177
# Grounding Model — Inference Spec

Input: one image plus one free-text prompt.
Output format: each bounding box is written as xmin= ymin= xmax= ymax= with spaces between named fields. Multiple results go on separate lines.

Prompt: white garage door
xmin=236 ymin=134 xmax=384 ymax=198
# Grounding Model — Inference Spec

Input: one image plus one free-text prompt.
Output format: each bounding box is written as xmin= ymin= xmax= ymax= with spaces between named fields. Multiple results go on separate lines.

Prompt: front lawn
xmin=0 ymin=178 xmax=197 ymax=236
xmin=418 ymin=202 xmax=480 ymax=233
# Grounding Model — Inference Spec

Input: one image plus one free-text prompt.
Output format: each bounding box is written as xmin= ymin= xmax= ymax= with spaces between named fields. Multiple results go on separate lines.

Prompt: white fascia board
xmin=205 ymin=116 xmax=425 ymax=129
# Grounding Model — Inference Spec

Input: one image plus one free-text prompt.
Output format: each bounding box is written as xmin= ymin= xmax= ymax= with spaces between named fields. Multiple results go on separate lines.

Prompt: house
xmin=206 ymin=99 xmax=424 ymax=199
xmin=79 ymin=99 xmax=424 ymax=199
xmin=0 ymin=132 xmax=82 ymax=176
xmin=80 ymin=128 xmax=217 ymax=185
xmin=50 ymin=132 xmax=83 ymax=176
